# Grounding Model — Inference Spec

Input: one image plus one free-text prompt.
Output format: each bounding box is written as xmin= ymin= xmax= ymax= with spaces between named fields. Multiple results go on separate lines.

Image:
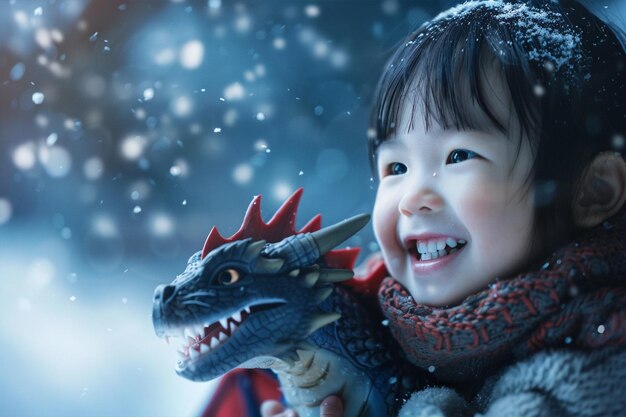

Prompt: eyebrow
xmin=376 ymin=140 xmax=402 ymax=152
xmin=377 ymin=128 xmax=499 ymax=152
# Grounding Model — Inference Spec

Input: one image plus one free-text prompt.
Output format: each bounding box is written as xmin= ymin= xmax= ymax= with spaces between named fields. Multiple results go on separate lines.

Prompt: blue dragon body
xmin=152 ymin=189 xmax=425 ymax=417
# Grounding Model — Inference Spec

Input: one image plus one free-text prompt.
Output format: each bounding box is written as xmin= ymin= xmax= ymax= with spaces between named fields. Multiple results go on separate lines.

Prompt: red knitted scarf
xmin=378 ymin=216 xmax=626 ymax=383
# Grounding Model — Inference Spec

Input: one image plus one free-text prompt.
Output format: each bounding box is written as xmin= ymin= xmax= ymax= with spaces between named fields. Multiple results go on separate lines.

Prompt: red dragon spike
xmin=300 ymin=214 xmax=322 ymax=234
xmin=237 ymin=194 xmax=266 ymax=239
xmin=201 ymin=188 xmax=362 ymax=271
xmin=202 ymin=226 xmax=227 ymax=259
xmin=264 ymin=187 xmax=303 ymax=237
xmin=202 ymin=188 xmax=310 ymax=259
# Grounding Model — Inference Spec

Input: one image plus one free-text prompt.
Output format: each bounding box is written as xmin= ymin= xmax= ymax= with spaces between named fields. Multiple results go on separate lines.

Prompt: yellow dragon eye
xmin=218 ymin=268 xmax=240 ymax=285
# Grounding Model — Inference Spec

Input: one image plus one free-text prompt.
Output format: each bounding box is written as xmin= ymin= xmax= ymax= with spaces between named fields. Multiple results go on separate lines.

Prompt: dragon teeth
xmin=244 ymin=305 xmax=251 ymax=314
xmin=219 ymin=317 xmax=229 ymax=329
xmin=194 ymin=324 xmax=204 ymax=336
xmin=189 ymin=348 xmax=199 ymax=359
xmin=200 ymin=344 xmax=209 ymax=354
xmin=219 ymin=332 xmax=228 ymax=342
xmin=232 ymin=311 xmax=242 ymax=323
xmin=229 ymin=321 xmax=238 ymax=333
xmin=184 ymin=327 xmax=195 ymax=339
xmin=210 ymin=337 xmax=220 ymax=349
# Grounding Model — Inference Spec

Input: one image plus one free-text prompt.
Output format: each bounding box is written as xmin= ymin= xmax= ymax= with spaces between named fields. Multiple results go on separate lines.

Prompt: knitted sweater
xmin=379 ymin=212 xmax=626 ymax=417
xmin=399 ymin=346 xmax=626 ymax=416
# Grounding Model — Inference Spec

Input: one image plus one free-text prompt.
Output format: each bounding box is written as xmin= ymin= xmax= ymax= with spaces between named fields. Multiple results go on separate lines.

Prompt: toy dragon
xmin=152 ymin=189 xmax=426 ymax=417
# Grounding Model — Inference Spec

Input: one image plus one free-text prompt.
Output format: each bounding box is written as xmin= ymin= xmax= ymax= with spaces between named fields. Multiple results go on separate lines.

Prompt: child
xmin=264 ymin=0 xmax=626 ymax=415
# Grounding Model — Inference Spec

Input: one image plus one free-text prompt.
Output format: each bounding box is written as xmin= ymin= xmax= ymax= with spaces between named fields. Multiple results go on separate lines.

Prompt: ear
xmin=572 ymin=152 xmax=626 ymax=228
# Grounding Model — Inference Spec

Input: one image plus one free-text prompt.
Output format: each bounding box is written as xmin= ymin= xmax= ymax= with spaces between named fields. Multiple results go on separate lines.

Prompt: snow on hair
xmin=429 ymin=1 xmax=583 ymax=74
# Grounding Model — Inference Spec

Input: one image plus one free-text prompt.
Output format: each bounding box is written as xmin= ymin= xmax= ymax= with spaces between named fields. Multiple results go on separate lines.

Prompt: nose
xmin=398 ymin=187 xmax=444 ymax=216
xmin=154 ymin=284 xmax=177 ymax=305
xmin=153 ymin=284 xmax=176 ymax=337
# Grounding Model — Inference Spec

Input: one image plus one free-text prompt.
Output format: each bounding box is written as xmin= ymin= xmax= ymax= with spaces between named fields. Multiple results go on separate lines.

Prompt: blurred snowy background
xmin=0 ymin=1 xmax=623 ymax=416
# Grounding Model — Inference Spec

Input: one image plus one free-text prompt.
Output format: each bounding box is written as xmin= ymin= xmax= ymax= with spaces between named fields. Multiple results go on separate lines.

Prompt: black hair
xmin=369 ymin=0 xmax=626 ymax=265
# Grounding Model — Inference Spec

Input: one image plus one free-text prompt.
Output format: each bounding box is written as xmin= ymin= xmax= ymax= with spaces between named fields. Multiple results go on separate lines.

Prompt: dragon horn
xmin=310 ymin=213 xmax=370 ymax=256
xmin=306 ymin=312 xmax=342 ymax=337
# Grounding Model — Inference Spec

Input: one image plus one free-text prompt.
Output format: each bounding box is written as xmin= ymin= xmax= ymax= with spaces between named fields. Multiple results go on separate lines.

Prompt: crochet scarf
xmin=378 ymin=216 xmax=626 ymax=384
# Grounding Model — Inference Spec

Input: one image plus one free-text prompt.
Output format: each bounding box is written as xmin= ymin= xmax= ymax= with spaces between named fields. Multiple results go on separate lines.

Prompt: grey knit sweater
xmin=398 ymin=346 xmax=626 ymax=417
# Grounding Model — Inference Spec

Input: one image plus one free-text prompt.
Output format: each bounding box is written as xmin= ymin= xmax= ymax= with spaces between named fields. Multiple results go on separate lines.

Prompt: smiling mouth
xmin=408 ymin=239 xmax=467 ymax=262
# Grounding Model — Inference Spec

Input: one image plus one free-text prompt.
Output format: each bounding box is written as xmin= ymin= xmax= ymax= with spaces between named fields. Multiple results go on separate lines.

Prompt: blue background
xmin=0 ymin=1 xmax=623 ymax=416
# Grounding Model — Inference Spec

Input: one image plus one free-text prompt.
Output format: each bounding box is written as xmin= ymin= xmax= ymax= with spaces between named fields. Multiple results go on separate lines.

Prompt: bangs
xmin=369 ymin=1 xmax=583 ymax=169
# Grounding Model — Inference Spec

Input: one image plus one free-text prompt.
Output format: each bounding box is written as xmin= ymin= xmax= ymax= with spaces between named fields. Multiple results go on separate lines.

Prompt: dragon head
xmin=152 ymin=189 xmax=369 ymax=381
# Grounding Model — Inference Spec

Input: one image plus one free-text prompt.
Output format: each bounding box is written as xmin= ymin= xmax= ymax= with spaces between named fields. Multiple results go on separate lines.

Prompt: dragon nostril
xmin=161 ymin=285 xmax=176 ymax=304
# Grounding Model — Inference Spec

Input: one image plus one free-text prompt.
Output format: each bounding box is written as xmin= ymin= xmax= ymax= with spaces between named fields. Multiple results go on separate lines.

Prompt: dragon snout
xmin=153 ymin=284 xmax=177 ymax=337
xmin=156 ymin=284 xmax=177 ymax=304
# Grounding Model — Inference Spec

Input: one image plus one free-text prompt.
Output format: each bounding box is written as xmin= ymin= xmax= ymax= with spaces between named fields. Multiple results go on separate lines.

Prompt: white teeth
xmin=177 ymin=351 xmax=188 ymax=361
xmin=184 ymin=327 xmax=195 ymax=339
xmin=219 ymin=332 xmax=228 ymax=342
xmin=244 ymin=305 xmax=251 ymax=314
xmin=210 ymin=337 xmax=220 ymax=349
xmin=187 ymin=336 xmax=196 ymax=345
xmin=189 ymin=348 xmax=199 ymax=359
xmin=200 ymin=344 xmax=210 ymax=354
xmin=219 ymin=317 xmax=229 ymax=329
xmin=180 ymin=337 xmax=190 ymax=349
xmin=194 ymin=325 xmax=204 ymax=336
xmin=415 ymin=236 xmax=468 ymax=261
xmin=418 ymin=242 xmax=428 ymax=254
xmin=232 ymin=311 xmax=242 ymax=323
xmin=229 ymin=321 xmax=238 ymax=333
xmin=167 ymin=335 xmax=178 ymax=345
xmin=449 ymin=248 xmax=458 ymax=254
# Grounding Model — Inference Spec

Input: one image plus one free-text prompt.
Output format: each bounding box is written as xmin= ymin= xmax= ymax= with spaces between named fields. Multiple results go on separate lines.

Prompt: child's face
xmin=373 ymin=99 xmax=536 ymax=307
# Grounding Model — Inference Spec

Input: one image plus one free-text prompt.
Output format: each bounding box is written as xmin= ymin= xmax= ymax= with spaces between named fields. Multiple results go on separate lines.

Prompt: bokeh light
xmin=180 ymin=39 xmax=204 ymax=69
xmin=0 ymin=199 xmax=13 ymax=225
xmin=5 ymin=0 xmax=609 ymax=416
xmin=13 ymin=142 xmax=36 ymax=170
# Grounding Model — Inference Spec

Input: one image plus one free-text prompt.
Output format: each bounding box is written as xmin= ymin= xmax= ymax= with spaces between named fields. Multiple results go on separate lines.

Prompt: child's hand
xmin=319 ymin=396 xmax=344 ymax=417
xmin=260 ymin=396 xmax=344 ymax=417
xmin=260 ymin=399 xmax=297 ymax=417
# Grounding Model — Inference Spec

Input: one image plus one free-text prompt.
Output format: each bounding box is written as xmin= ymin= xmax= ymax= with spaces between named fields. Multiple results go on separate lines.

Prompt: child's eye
xmin=446 ymin=149 xmax=480 ymax=164
xmin=386 ymin=162 xmax=407 ymax=176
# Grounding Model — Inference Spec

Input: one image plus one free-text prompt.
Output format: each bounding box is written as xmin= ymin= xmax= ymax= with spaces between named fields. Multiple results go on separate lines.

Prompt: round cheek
xmin=457 ymin=182 xmax=534 ymax=274
xmin=372 ymin=188 xmax=402 ymax=263
xmin=372 ymin=192 xmax=392 ymax=247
